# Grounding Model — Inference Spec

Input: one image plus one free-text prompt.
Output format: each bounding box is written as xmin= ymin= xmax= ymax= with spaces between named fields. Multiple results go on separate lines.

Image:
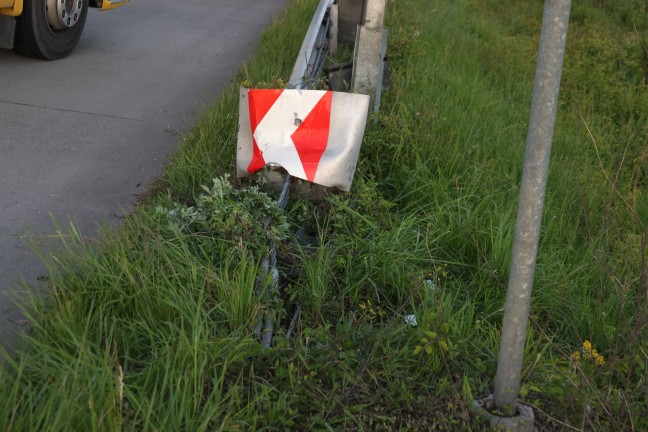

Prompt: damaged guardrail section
xmin=234 ymin=0 xmax=387 ymax=349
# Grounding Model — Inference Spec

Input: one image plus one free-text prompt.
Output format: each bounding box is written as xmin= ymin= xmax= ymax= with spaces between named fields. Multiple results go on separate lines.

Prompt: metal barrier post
xmin=493 ymin=0 xmax=571 ymax=418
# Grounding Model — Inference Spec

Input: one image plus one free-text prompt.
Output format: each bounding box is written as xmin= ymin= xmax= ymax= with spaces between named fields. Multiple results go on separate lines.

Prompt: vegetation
xmin=1 ymin=0 xmax=647 ymax=430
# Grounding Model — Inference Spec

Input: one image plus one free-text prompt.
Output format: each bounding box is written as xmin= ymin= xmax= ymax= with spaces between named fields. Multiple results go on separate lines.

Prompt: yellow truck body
xmin=0 ymin=0 xmax=23 ymax=16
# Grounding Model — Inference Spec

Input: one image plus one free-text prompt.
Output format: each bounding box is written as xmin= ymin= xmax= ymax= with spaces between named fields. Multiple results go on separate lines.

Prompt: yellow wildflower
xmin=579 ymin=340 xmax=605 ymax=366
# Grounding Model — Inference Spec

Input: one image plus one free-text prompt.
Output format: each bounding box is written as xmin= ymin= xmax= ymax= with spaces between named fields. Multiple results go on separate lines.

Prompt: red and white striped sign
xmin=237 ymin=88 xmax=369 ymax=191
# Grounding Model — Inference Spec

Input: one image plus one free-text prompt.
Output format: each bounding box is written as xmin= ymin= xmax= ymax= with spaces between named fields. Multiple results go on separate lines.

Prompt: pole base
xmin=472 ymin=395 xmax=535 ymax=432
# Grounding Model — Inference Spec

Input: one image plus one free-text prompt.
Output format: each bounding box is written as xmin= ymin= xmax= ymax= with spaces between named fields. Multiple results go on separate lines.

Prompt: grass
xmin=1 ymin=0 xmax=647 ymax=430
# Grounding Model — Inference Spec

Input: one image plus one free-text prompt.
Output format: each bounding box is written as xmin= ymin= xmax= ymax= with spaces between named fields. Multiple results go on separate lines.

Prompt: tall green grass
xmin=1 ymin=0 xmax=647 ymax=430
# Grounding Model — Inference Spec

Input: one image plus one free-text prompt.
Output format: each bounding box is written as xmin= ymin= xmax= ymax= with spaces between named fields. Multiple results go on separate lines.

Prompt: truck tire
xmin=14 ymin=0 xmax=89 ymax=60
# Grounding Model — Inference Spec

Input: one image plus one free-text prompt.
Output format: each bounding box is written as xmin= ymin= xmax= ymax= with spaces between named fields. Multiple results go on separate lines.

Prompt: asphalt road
xmin=0 ymin=0 xmax=288 ymax=349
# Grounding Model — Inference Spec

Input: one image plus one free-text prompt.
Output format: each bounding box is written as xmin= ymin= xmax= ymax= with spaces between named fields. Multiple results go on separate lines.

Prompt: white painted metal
xmin=237 ymin=88 xmax=369 ymax=191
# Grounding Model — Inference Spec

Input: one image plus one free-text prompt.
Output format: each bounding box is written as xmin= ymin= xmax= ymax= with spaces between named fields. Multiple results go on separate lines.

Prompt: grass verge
xmin=2 ymin=0 xmax=647 ymax=430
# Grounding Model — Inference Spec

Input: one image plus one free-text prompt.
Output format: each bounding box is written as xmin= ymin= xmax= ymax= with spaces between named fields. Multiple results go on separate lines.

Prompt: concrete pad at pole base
xmin=472 ymin=395 xmax=535 ymax=432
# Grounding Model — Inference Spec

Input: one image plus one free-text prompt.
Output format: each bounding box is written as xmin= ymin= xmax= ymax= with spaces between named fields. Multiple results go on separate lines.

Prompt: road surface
xmin=0 ymin=0 xmax=288 ymax=350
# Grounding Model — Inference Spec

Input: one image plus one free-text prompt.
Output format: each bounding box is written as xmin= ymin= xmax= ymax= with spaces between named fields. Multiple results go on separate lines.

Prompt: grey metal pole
xmin=493 ymin=0 xmax=571 ymax=416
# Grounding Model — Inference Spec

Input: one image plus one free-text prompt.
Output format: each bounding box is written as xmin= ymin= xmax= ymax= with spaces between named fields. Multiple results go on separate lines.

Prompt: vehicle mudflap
xmin=0 ymin=14 xmax=15 ymax=49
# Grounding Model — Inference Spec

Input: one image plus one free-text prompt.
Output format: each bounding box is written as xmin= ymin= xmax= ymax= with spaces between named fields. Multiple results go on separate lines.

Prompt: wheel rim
xmin=46 ymin=0 xmax=84 ymax=31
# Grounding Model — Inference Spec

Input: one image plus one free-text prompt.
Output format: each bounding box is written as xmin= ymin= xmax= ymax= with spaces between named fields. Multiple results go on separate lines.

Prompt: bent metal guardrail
xmin=235 ymin=0 xmax=387 ymax=349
